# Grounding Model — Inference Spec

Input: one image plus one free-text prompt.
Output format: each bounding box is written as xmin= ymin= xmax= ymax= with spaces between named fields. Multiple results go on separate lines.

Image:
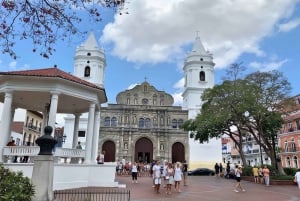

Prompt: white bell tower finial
xmin=73 ymin=32 xmax=106 ymax=87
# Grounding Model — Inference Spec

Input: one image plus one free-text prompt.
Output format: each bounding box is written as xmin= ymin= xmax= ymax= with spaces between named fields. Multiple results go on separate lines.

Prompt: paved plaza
xmin=115 ymin=175 xmax=300 ymax=201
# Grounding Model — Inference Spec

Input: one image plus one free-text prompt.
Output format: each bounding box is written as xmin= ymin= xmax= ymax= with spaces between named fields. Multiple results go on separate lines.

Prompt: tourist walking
xmin=219 ymin=163 xmax=223 ymax=177
xmin=294 ymin=168 xmax=300 ymax=189
xmin=131 ymin=161 xmax=138 ymax=183
xmin=225 ymin=162 xmax=231 ymax=179
xmin=182 ymin=160 xmax=188 ymax=186
xmin=174 ymin=162 xmax=183 ymax=192
xmin=152 ymin=160 xmax=161 ymax=194
xmin=165 ymin=162 xmax=174 ymax=195
xmin=234 ymin=165 xmax=246 ymax=192
xmin=262 ymin=165 xmax=270 ymax=186
xmin=214 ymin=163 xmax=220 ymax=177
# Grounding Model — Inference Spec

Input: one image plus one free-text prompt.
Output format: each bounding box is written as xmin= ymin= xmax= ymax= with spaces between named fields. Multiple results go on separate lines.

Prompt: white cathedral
xmin=64 ymin=32 xmax=222 ymax=168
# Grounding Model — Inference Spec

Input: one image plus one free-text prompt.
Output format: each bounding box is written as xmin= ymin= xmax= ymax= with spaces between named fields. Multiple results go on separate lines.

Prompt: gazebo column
xmin=91 ymin=110 xmax=100 ymax=163
xmin=84 ymin=103 xmax=95 ymax=164
xmin=48 ymin=92 xmax=60 ymax=136
xmin=72 ymin=113 xmax=81 ymax=148
xmin=0 ymin=91 xmax=13 ymax=162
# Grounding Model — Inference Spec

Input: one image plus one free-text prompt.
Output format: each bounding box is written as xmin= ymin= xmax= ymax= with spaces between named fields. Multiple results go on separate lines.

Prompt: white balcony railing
xmin=3 ymin=146 xmax=85 ymax=164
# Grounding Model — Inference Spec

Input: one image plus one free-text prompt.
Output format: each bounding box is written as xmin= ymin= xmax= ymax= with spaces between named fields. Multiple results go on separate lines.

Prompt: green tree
xmin=0 ymin=0 xmax=126 ymax=59
xmin=182 ymin=63 xmax=292 ymax=172
xmin=243 ymin=70 xmax=292 ymax=173
xmin=0 ymin=165 xmax=35 ymax=201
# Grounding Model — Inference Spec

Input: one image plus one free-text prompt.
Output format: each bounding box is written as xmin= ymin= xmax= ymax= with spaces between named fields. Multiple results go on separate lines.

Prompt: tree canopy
xmin=182 ymin=63 xmax=292 ymax=171
xmin=0 ymin=0 xmax=126 ymax=59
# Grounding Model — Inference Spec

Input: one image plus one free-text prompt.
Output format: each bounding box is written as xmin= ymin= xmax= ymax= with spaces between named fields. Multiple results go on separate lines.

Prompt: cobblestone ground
xmin=115 ymin=174 xmax=300 ymax=201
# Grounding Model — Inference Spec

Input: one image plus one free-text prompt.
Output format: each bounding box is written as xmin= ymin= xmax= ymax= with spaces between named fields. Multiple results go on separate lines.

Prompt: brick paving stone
xmin=115 ymin=175 xmax=300 ymax=201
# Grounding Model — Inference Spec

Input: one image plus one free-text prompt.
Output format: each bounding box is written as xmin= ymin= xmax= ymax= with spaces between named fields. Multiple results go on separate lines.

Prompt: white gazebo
xmin=0 ymin=67 xmax=120 ymax=189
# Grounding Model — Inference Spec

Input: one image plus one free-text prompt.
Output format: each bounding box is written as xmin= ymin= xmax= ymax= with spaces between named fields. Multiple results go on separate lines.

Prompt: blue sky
xmin=0 ymin=0 xmax=300 ymax=123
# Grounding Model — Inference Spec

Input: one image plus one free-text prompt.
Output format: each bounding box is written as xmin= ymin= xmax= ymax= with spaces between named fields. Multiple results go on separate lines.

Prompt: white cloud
xmin=249 ymin=59 xmax=288 ymax=71
xmin=173 ymin=78 xmax=184 ymax=90
xmin=101 ymin=0 xmax=299 ymax=68
xmin=127 ymin=83 xmax=138 ymax=89
xmin=172 ymin=92 xmax=183 ymax=106
xmin=277 ymin=18 xmax=300 ymax=32
xmin=9 ymin=61 xmax=17 ymax=70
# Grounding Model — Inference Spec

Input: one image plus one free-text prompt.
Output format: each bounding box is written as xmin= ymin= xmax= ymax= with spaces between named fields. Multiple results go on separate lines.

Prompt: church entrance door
xmin=102 ymin=140 xmax=115 ymax=162
xmin=172 ymin=142 xmax=185 ymax=163
xmin=135 ymin=138 xmax=153 ymax=163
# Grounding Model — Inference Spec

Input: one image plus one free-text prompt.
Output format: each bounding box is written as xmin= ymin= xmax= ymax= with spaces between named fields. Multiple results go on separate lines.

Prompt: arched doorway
xmin=102 ymin=140 xmax=115 ymax=162
xmin=135 ymin=137 xmax=153 ymax=163
xmin=172 ymin=142 xmax=185 ymax=163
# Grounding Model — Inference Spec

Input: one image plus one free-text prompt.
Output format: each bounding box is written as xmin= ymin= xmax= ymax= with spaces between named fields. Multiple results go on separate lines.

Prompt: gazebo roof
xmin=0 ymin=67 xmax=107 ymax=114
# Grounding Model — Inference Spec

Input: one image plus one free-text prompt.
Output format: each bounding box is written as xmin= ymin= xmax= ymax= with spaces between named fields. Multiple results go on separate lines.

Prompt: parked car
xmin=187 ymin=168 xmax=215 ymax=176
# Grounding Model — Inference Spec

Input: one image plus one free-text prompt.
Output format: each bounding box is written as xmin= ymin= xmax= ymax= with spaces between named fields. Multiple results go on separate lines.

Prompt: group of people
xmin=252 ymin=165 xmax=270 ymax=186
xmin=214 ymin=162 xmax=224 ymax=177
xmin=152 ymin=160 xmax=188 ymax=195
xmin=116 ymin=159 xmax=188 ymax=195
xmin=233 ymin=164 xmax=271 ymax=193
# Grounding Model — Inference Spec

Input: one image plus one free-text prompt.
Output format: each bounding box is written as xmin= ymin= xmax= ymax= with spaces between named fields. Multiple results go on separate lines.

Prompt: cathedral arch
xmin=172 ymin=142 xmax=185 ymax=163
xmin=134 ymin=137 xmax=153 ymax=163
xmin=101 ymin=140 xmax=116 ymax=162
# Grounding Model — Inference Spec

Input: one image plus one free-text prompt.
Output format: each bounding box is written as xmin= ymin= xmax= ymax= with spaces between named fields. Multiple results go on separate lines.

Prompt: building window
xmin=172 ymin=119 xmax=178 ymax=128
xmin=286 ymin=157 xmax=291 ymax=167
xmin=291 ymin=139 xmax=296 ymax=152
xmin=78 ymin=130 xmax=86 ymax=137
xmin=288 ymin=123 xmax=293 ymax=132
xmin=104 ymin=117 xmax=110 ymax=126
xmin=139 ymin=118 xmax=145 ymax=128
xmin=178 ymin=119 xmax=184 ymax=127
xmin=199 ymin=71 xmax=205 ymax=81
xmin=87 ymin=52 xmax=91 ymax=56
xmin=284 ymin=140 xmax=288 ymax=152
xmin=296 ymin=120 xmax=300 ymax=130
xmin=127 ymin=98 xmax=130 ymax=104
xmin=84 ymin=66 xmax=90 ymax=77
xmin=293 ymin=156 xmax=298 ymax=168
xmin=111 ymin=117 xmax=117 ymax=127
xmin=145 ymin=118 xmax=151 ymax=128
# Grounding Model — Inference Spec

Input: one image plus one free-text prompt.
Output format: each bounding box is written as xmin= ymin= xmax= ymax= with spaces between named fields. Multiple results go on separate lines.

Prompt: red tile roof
xmin=0 ymin=67 xmax=102 ymax=90
xmin=11 ymin=121 xmax=24 ymax=134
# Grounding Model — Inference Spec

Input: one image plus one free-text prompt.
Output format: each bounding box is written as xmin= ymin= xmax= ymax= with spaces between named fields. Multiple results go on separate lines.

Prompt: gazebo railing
xmin=3 ymin=146 xmax=85 ymax=164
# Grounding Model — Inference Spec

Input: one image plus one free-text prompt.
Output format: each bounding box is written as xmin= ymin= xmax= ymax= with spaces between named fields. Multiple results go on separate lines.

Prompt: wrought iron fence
xmin=54 ymin=188 xmax=130 ymax=201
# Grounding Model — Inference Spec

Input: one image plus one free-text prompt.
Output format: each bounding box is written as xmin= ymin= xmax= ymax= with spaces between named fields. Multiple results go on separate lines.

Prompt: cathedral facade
xmin=99 ymin=81 xmax=189 ymax=163
xmin=64 ymin=32 xmax=221 ymax=167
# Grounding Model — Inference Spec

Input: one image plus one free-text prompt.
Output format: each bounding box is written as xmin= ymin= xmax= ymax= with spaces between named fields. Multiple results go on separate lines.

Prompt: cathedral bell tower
xmin=182 ymin=35 xmax=221 ymax=168
xmin=182 ymin=35 xmax=215 ymax=119
xmin=74 ymin=32 xmax=106 ymax=87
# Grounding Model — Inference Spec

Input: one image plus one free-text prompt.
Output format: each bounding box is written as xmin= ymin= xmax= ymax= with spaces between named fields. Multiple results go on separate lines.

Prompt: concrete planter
xmin=241 ymin=176 xmax=297 ymax=185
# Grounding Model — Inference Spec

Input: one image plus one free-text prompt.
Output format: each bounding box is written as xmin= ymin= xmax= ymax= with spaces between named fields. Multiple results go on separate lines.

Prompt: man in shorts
xmin=152 ymin=160 xmax=162 ymax=193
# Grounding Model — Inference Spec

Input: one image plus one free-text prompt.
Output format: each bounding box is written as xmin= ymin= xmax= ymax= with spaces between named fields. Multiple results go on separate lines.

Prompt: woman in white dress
xmin=173 ymin=162 xmax=183 ymax=192
xmin=165 ymin=162 xmax=174 ymax=195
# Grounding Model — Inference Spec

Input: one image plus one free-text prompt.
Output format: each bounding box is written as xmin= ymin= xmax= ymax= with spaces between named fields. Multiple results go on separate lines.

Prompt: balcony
xmin=281 ymin=146 xmax=300 ymax=153
xmin=25 ymin=124 xmax=42 ymax=132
